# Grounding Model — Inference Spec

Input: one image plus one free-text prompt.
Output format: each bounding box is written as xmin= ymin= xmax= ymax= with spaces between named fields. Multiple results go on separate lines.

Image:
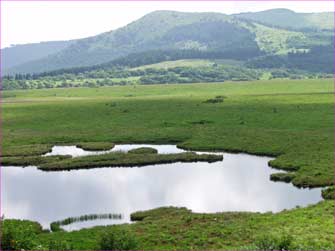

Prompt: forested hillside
xmin=3 ymin=9 xmax=333 ymax=75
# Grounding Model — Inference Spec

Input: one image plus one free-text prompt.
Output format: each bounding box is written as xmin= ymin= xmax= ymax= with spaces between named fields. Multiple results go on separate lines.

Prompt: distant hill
xmin=234 ymin=8 xmax=333 ymax=30
xmin=5 ymin=11 xmax=243 ymax=74
xmin=1 ymin=40 xmax=74 ymax=72
xmin=3 ymin=9 xmax=333 ymax=75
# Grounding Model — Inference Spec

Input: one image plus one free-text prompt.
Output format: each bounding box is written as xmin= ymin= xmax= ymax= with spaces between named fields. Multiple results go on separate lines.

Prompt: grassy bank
xmin=1 ymin=155 xmax=72 ymax=166
xmin=2 ymin=201 xmax=334 ymax=250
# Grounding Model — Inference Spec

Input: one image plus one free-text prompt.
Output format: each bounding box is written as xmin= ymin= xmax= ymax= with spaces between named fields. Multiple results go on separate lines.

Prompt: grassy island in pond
xmin=75 ymin=142 xmax=115 ymax=151
xmin=38 ymin=151 xmax=223 ymax=171
xmin=128 ymin=147 xmax=158 ymax=154
xmin=1 ymin=149 xmax=222 ymax=171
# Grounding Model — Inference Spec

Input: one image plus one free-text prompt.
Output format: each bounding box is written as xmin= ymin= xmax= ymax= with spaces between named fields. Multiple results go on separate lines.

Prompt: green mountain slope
xmin=1 ymin=40 xmax=74 ymax=71
xmin=234 ymin=8 xmax=333 ymax=30
xmin=4 ymin=9 xmax=333 ymax=75
xmin=6 ymin=11 xmax=248 ymax=74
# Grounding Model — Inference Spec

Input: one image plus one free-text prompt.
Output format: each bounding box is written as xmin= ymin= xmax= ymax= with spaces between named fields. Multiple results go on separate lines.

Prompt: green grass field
xmin=3 ymin=78 xmax=334 ymax=187
xmin=2 ymin=78 xmax=334 ymax=250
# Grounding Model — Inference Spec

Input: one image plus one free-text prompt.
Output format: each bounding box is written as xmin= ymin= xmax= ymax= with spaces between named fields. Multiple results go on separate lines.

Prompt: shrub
xmin=322 ymin=186 xmax=334 ymax=200
xmin=189 ymin=120 xmax=213 ymax=125
xmin=50 ymin=222 xmax=64 ymax=232
xmin=203 ymin=96 xmax=225 ymax=103
xmin=0 ymin=223 xmax=40 ymax=250
xmin=255 ymin=234 xmax=278 ymax=250
xmin=277 ymin=234 xmax=294 ymax=251
xmin=99 ymin=228 xmax=138 ymax=250
xmin=255 ymin=233 xmax=294 ymax=251
xmin=48 ymin=240 xmax=73 ymax=250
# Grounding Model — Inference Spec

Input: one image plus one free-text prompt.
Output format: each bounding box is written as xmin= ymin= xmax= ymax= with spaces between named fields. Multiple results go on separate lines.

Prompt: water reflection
xmin=44 ymin=144 xmax=185 ymax=157
xmin=2 ymin=149 xmax=322 ymax=230
xmin=44 ymin=145 xmax=113 ymax=157
xmin=51 ymin=213 xmax=123 ymax=231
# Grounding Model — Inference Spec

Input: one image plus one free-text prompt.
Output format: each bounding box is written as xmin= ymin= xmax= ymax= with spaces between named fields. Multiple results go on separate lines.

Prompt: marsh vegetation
xmin=50 ymin=213 xmax=123 ymax=232
xmin=1 ymin=79 xmax=333 ymax=250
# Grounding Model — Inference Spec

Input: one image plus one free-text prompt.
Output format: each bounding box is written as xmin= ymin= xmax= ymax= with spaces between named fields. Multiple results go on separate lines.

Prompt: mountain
xmin=5 ymin=11 xmax=242 ymax=74
xmin=1 ymin=40 xmax=74 ymax=71
xmin=234 ymin=8 xmax=333 ymax=30
xmin=3 ymin=9 xmax=333 ymax=75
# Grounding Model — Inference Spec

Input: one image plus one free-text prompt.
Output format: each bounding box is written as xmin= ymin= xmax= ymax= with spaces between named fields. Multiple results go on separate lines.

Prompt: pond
xmin=1 ymin=144 xmax=322 ymax=231
xmin=44 ymin=144 xmax=186 ymax=157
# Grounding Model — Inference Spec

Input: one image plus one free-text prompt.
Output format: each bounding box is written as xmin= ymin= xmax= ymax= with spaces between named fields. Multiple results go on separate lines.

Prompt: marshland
xmin=1 ymin=5 xmax=334 ymax=251
xmin=1 ymin=79 xmax=334 ymax=250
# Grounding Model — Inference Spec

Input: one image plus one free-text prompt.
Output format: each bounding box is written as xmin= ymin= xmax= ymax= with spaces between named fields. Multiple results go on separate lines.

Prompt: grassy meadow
xmin=3 ymin=78 xmax=334 ymax=187
xmin=1 ymin=78 xmax=334 ymax=250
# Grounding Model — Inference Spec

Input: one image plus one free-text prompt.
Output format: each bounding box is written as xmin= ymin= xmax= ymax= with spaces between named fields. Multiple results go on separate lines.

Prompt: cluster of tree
xmin=1 ymin=78 xmax=138 ymax=90
xmin=2 ymin=61 xmax=332 ymax=90
xmin=2 ymin=73 xmax=41 ymax=80
xmin=247 ymin=45 xmax=333 ymax=73
xmin=269 ymin=69 xmax=331 ymax=80
xmin=3 ymin=48 xmax=263 ymax=81
xmin=2 ymin=44 xmax=332 ymax=90
xmin=139 ymin=65 xmax=261 ymax=84
xmin=286 ymin=32 xmax=333 ymax=49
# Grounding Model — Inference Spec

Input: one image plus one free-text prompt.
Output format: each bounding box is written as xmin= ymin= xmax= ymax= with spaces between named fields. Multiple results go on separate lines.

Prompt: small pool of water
xmin=2 ymin=145 xmax=323 ymax=230
xmin=44 ymin=145 xmax=113 ymax=157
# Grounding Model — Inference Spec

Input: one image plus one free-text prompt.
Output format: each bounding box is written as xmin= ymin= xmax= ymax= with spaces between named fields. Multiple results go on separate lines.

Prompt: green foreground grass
xmin=1 ymin=78 xmax=334 ymax=250
xmin=2 ymin=201 xmax=334 ymax=250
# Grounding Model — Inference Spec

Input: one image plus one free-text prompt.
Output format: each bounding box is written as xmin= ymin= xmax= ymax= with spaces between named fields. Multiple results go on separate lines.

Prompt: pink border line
xmin=334 ymin=0 xmax=335 ymax=246
xmin=0 ymin=0 xmax=333 ymax=1
xmin=0 ymin=0 xmax=2 ymax=249
xmin=0 ymin=1 xmax=334 ymax=251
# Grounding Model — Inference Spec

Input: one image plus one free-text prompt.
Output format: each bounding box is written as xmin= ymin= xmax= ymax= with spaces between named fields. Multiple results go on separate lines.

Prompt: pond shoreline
xmin=1 ymin=142 xmax=324 ymax=189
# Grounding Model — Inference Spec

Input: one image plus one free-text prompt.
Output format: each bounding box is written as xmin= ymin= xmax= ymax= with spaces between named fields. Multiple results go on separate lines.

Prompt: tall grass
xmin=50 ymin=213 xmax=123 ymax=232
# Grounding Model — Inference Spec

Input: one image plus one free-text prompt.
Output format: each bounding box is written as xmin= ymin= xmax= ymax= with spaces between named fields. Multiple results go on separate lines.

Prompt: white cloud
xmin=1 ymin=1 xmax=333 ymax=48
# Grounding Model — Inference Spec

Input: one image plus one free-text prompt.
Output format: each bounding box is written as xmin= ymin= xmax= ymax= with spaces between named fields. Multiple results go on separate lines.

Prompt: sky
xmin=1 ymin=1 xmax=333 ymax=49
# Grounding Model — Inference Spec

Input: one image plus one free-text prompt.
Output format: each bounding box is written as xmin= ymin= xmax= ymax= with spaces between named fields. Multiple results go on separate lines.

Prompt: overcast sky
xmin=2 ymin=1 xmax=333 ymax=48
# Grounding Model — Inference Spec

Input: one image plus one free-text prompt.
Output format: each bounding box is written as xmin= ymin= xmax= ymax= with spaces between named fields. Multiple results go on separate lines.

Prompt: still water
xmin=1 ymin=145 xmax=322 ymax=230
xmin=44 ymin=144 xmax=186 ymax=157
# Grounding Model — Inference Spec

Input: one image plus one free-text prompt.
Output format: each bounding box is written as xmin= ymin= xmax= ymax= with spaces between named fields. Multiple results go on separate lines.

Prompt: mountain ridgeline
xmin=4 ymin=11 xmax=259 ymax=74
xmin=234 ymin=8 xmax=333 ymax=30
xmin=2 ymin=40 xmax=75 ymax=72
xmin=2 ymin=9 xmax=333 ymax=82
